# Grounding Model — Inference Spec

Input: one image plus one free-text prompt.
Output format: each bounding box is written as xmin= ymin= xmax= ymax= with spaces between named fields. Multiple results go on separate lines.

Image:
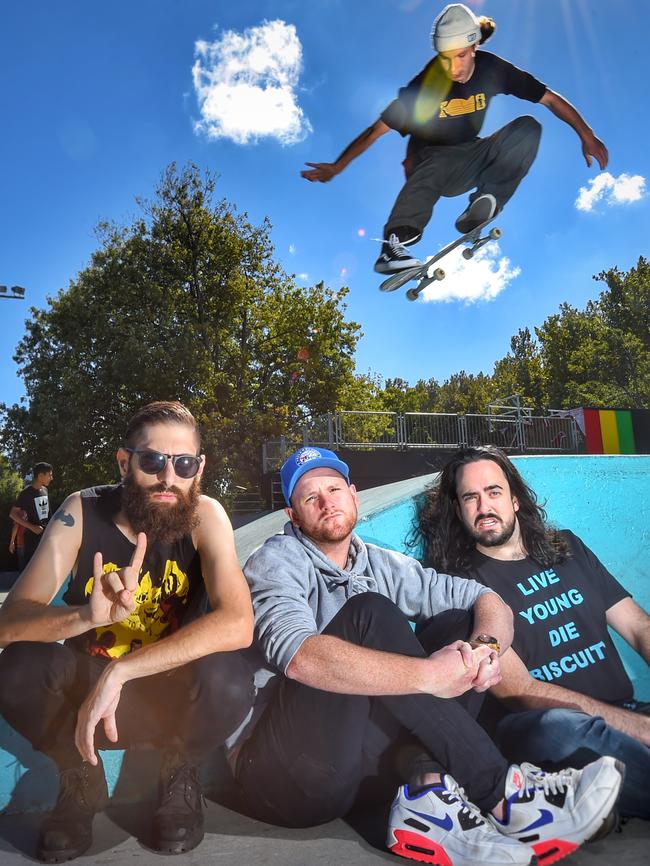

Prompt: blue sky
xmin=1 ymin=0 xmax=648 ymax=413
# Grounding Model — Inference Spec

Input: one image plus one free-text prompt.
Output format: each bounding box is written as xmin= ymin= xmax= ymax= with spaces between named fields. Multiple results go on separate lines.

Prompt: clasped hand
xmin=427 ymin=641 xmax=501 ymax=698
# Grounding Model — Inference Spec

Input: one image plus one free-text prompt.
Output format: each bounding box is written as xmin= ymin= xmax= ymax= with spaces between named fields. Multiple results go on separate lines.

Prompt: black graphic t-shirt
xmin=381 ymin=51 xmax=546 ymax=150
xmin=64 ymin=484 xmax=203 ymax=660
xmin=14 ymin=484 xmax=50 ymax=556
xmin=465 ymin=530 xmax=633 ymax=704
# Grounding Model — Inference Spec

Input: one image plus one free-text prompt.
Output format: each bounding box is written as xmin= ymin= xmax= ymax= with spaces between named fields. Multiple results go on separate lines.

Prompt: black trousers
xmin=385 ymin=115 xmax=542 ymax=237
xmin=236 ymin=594 xmax=509 ymax=827
xmin=0 ymin=641 xmax=255 ymax=768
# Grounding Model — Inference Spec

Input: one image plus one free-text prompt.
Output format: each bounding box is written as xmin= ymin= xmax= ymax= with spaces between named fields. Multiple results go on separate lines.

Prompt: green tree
xmin=0 ymin=455 xmax=23 ymax=570
xmin=492 ymin=327 xmax=547 ymax=411
xmin=2 ymin=164 xmax=362 ymax=498
xmin=436 ymin=371 xmax=497 ymax=415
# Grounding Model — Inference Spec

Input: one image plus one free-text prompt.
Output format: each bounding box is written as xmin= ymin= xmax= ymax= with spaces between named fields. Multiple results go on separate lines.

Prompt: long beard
xmin=121 ymin=473 xmax=201 ymax=545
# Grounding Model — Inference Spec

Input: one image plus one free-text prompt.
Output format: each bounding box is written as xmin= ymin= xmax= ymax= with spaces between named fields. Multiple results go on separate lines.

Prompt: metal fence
xmin=262 ymin=410 xmax=580 ymax=472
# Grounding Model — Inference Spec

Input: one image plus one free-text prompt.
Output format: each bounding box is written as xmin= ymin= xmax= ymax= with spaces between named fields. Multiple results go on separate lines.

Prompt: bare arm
xmin=607 ymin=597 xmax=650 ymax=665
xmin=301 ymin=119 xmax=391 ymax=183
xmin=286 ymin=632 xmax=494 ymax=699
xmin=470 ymin=591 xmax=514 ymax=655
xmin=75 ymin=496 xmax=254 ymax=763
xmin=491 ymin=648 xmax=650 ymax=747
xmin=9 ymin=505 xmax=42 ymax=536
xmin=0 ymin=495 xmax=91 ymax=645
xmin=540 ymin=89 xmax=608 ymax=169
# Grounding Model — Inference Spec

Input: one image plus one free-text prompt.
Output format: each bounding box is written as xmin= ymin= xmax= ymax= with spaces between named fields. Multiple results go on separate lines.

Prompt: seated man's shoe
xmin=387 ymin=776 xmax=534 ymax=866
xmin=37 ymin=758 xmax=108 ymax=863
xmin=374 ymin=233 xmax=423 ymax=274
xmin=152 ymin=755 xmax=205 ymax=855
xmin=490 ymin=757 xmax=625 ymax=865
xmin=454 ymin=194 xmax=497 ymax=234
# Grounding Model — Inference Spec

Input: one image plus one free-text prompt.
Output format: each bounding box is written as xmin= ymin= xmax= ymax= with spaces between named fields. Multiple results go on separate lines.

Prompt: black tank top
xmin=64 ymin=484 xmax=203 ymax=659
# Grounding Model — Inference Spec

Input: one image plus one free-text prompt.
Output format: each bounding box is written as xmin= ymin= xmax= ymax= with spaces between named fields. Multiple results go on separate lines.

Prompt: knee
xmin=187 ymin=651 xmax=255 ymax=717
xmin=516 ymin=115 xmax=542 ymax=145
xmin=0 ymin=642 xmax=45 ymax=709
xmin=341 ymin=592 xmax=404 ymax=622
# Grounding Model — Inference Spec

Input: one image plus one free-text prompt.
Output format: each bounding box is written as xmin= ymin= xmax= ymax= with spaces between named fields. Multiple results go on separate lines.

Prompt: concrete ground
xmin=0 ymin=797 xmax=648 ymax=866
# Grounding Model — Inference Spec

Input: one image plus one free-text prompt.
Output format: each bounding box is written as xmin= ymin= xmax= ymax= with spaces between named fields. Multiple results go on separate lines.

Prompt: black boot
xmin=37 ymin=758 xmax=108 ymax=863
xmin=151 ymin=753 xmax=205 ymax=854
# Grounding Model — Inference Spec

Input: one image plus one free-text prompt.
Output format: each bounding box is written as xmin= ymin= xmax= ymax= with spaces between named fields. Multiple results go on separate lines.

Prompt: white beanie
xmin=432 ymin=3 xmax=481 ymax=52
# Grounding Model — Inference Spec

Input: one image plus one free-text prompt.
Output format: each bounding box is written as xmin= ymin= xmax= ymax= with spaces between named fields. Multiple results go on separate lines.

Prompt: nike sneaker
xmin=374 ymin=233 xmax=423 ymax=274
xmin=454 ymin=194 xmax=497 ymax=234
xmin=490 ymin=757 xmax=624 ymax=864
xmin=387 ymin=775 xmax=534 ymax=866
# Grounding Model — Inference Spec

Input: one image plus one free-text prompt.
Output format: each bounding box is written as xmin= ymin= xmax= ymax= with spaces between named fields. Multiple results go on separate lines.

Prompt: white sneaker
xmin=490 ymin=757 xmax=624 ymax=864
xmin=387 ymin=776 xmax=534 ymax=866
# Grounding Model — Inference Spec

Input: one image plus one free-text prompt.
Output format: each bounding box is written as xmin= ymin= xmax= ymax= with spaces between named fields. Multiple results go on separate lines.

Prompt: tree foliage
xmin=2 ymin=164 xmax=362 ymax=498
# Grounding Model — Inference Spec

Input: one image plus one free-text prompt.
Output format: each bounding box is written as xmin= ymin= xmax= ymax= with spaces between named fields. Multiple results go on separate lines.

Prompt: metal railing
xmin=262 ymin=410 xmax=580 ymax=472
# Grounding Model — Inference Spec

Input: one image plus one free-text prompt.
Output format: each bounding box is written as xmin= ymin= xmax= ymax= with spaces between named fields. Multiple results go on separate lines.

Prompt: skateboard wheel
xmin=462 ymin=248 xmax=474 ymax=260
xmin=489 ymin=227 xmax=502 ymax=240
xmin=434 ymin=268 xmax=445 ymax=281
xmin=406 ymin=288 xmax=419 ymax=302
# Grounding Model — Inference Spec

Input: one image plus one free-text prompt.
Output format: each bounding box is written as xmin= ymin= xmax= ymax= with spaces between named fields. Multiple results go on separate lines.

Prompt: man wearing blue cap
xmin=230 ymin=447 xmax=623 ymax=866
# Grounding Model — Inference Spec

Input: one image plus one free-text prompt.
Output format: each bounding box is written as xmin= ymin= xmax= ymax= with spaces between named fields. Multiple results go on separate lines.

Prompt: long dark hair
xmin=412 ymin=446 xmax=568 ymax=572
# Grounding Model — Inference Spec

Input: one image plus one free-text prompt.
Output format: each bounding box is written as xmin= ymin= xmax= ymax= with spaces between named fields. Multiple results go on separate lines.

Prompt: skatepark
xmin=0 ymin=454 xmax=648 ymax=864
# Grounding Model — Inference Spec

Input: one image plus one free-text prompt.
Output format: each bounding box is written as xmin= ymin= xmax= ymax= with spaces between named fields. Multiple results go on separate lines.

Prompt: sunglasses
xmin=125 ymin=448 xmax=202 ymax=479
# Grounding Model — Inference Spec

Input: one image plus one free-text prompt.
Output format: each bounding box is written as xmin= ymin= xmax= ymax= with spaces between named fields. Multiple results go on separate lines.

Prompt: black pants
xmin=236 ymin=594 xmax=509 ymax=827
xmin=0 ymin=641 xmax=255 ymax=767
xmin=385 ymin=115 xmax=542 ymax=238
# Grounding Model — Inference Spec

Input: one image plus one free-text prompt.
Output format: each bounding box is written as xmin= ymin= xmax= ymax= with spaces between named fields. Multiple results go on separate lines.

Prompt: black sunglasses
xmin=125 ymin=448 xmax=202 ymax=479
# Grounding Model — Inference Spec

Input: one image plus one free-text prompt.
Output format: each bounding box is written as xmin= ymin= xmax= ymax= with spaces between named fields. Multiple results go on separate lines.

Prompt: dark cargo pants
xmin=384 ymin=115 xmax=542 ymax=240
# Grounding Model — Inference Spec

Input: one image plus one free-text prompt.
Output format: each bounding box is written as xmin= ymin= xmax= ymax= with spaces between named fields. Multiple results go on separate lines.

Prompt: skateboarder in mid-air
xmin=302 ymin=3 xmax=608 ymax=274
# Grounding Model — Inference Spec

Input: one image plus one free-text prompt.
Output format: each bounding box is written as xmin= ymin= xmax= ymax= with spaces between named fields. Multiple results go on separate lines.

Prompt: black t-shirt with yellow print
xmin=381 ymin=50 xmax=546 ymax=150
xmin=63 ymin=484 xmax=204 ymax=660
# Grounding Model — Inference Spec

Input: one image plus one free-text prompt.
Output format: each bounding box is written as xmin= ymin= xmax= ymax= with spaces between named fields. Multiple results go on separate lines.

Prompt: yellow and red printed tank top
xmin=64 ymin=485 xmax=203 ymax=660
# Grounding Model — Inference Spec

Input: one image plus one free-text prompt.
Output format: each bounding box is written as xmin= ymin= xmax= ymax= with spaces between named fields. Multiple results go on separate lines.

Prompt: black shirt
xmin=14 ymin=484 xmax=50 ymax=557
xmin=465 ymin=530 xmax=633 ymax=704
xmin=381 ymin=50 xmax=546 ymax=150
xmin=63 ymin=484 xmax=203 ymax=660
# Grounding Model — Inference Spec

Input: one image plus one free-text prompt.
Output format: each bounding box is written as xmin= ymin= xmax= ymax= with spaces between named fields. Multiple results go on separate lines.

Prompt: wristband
xmin=470 ymin=634 xmax=500 ymax=654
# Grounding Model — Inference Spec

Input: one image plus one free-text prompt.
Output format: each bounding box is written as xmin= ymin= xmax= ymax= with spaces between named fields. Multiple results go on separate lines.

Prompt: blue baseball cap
xmin=281 ymin=447 xmax=350 ymax=506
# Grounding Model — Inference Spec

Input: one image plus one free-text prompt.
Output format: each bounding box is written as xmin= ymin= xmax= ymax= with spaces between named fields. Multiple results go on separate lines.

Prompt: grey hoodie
xmin=227 ymin=521 xmax=494 ymax=753
xmin=247 ymin=521 xmax=493 ymax=675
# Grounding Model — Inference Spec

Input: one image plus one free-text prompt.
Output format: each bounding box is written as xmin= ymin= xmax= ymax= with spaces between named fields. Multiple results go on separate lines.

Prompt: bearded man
xmin=0 ymin=401 xmax=254 ymax=861
xmin=231 ymin=446 xmax=624 ymax=866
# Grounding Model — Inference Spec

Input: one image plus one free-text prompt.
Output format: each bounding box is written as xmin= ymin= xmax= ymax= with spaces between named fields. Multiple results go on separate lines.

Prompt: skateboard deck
xmin=379 ymin=219 xmax=502 ymax=301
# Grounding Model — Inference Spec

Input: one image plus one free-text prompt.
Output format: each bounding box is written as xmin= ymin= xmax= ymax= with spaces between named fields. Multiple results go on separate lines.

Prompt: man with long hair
xmin=301 ymin=3 xmax=607 ymax=274
xmin=414 ymin=445 xmax=650 ymax=820
xmin=0 ymin=401 xmax=254 ymax=860
xmin=232 ymin=446 xmax=624 ymax=866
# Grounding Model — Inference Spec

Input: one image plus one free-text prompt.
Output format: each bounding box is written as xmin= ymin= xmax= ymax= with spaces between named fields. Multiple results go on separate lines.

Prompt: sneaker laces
xmin=517 ymin=763 xmax=577 ymax=798
xmin=440 ymin=781 xmax=487 ymax=829
xmin=371 ymin=233 xmax=421 ymax=255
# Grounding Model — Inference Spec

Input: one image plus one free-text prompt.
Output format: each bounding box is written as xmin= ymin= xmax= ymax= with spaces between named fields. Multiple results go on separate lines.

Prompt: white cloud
xmin=297 ymin=272 xmax=309 ymax=281
xmin=575 ymin=171 xmax=646 ymax=212
xmin=420 ymin=242 xmax=520 ymax=304
xmin=192 ymin=19 xmax=312 ymax=146
xmin=289 ymin=244 xmax=297 ymax=255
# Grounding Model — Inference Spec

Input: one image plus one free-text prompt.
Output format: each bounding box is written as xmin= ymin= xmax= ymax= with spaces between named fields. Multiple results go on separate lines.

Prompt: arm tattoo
xmin=53 ymin=509 xmax=75 ymax=527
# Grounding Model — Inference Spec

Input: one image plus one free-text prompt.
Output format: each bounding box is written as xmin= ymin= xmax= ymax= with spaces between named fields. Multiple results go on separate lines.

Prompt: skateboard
xmin=379 ymin=219 xmax=503 ymax=302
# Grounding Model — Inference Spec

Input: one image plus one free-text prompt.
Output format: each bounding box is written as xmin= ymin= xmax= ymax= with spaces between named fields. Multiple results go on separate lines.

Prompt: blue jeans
xmin=494 ymin=708 xmax=650 ymax=820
